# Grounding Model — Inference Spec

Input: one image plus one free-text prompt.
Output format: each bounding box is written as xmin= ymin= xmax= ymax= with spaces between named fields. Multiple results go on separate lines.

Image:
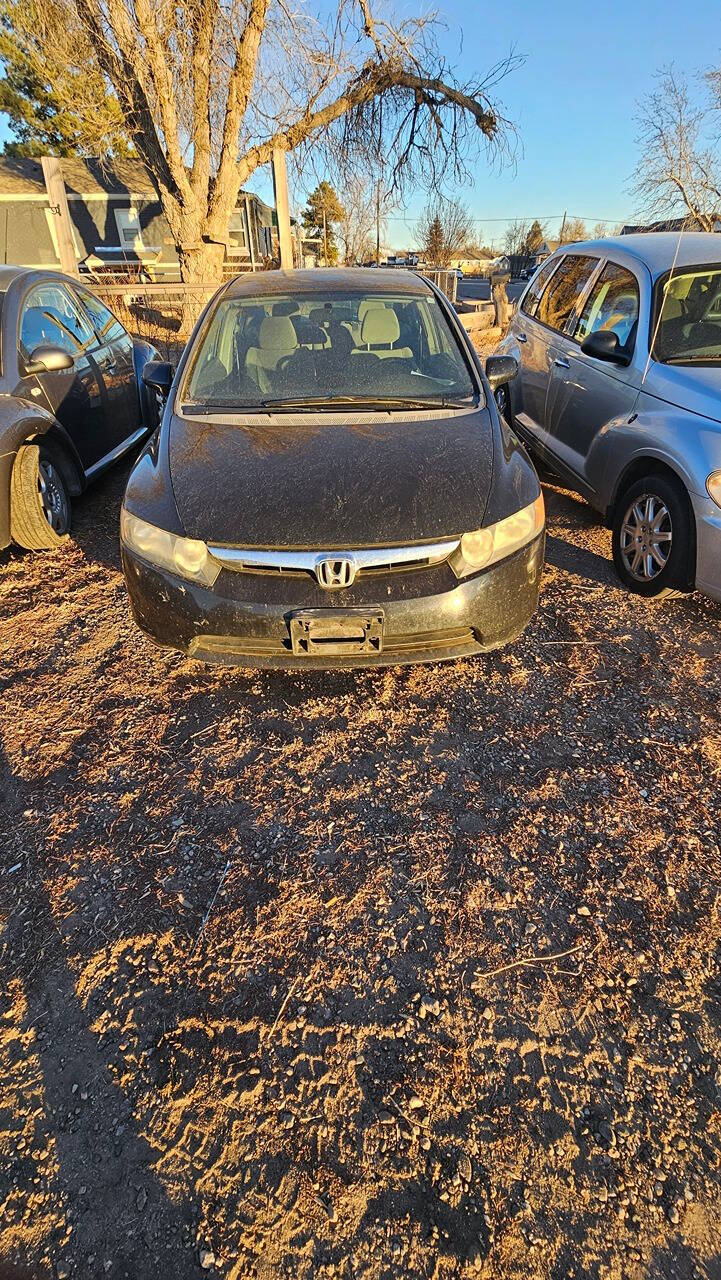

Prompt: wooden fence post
xmin=41 ymin=157 xmax=79 ymax=276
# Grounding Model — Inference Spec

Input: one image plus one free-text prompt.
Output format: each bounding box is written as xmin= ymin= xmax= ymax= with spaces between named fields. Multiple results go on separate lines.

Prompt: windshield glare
xmin=182 ymin=291 xmax=477 ymax=408
xmin=653 ymin=266 xmax=721 ymax=364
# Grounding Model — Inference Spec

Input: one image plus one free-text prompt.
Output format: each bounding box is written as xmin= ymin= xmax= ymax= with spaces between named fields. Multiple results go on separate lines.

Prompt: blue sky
xmin=248 ymin=0 xmax=721 ymax=249
xmin=1 ymin=0 xmax=719 ymax=250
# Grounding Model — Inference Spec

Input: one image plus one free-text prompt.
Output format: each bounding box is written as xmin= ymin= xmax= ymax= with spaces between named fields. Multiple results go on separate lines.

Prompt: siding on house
xmin=0 ymin=157 xmax=276 ymax=276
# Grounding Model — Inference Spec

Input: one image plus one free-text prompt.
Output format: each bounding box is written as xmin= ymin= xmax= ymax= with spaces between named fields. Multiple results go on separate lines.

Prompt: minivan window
xmin=520 ymin=257 xmax=561 ymax=319
xmin=182 ymin=291 xmax=477 ymax=408
xmin=575 ymin=262 xmax=639 ymax=352
xmin=536 ymin=255 xmax=599 ymax=334
xmin=652 ymin=265 xmax=721 ymax=365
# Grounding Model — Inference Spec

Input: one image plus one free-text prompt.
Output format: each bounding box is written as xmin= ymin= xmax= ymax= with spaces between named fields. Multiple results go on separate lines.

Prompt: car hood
xmin=644 ymin=363 xmax=721 ymax=425
xmin=168 ymin=407 xmax=494 ymax=547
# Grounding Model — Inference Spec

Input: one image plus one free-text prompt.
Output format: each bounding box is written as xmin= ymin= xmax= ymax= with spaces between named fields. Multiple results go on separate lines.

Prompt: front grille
xmin=206 ymin=538 xmax=460 ymax=580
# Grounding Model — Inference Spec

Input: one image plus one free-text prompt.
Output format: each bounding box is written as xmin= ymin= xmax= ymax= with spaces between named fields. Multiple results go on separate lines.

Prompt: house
xmin=448 ymin=251 xmax=493 ymax=275
xmin=621 ymin=216 xmax=721 ymax=234
xmin=0 ymin=156 xmax=277 ymax=278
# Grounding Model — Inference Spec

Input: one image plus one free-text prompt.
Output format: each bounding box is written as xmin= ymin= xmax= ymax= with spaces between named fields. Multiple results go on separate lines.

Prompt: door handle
xmin=553 ymin=357 xmax=570 ymax=368
xmin=517 ymin=332 xmax=527 ymax=343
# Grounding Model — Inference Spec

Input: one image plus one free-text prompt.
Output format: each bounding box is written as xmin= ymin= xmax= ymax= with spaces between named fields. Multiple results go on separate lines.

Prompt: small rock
xmin=418 ymin=995 xmax=440 ymax=1019
xmin=668 ymin=1206 xmax=680 ymax=1225
xmin=136 ymin=1188 xmax=147 ymax=1211
xmin=458 ymin=1153 xmax=472 ymax=1183
xmin=199 ymin=1247 xmax=215 ymax=1270
xmin=408 ymin=1095 xmax=425 ymax=1110
xmin=482 ymin=1007 xmax=494 ymax=1023
xmin=577 ymin=905 xmax=591 ymax=918
xmin=56 ymin=1266 xmax=71 ymax=1279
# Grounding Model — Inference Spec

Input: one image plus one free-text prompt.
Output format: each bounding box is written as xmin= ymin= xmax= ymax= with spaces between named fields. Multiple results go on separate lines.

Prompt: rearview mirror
xmin=580 ymin=329 xmax=630 ymax=365
xmin=485 ymin=354 xmax=518 ymax=391
xmin=142 ymin=360 xmax=174 ymax=396
xmin=25 ymin=344 xmax=74 ymax=375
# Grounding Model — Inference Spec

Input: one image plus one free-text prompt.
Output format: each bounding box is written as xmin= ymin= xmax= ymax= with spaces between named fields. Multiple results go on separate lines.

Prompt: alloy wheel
xmin=37 ymin=459 xmax=69 ymax=533
xmin=619 ymin=493 xmax=673 ymax=582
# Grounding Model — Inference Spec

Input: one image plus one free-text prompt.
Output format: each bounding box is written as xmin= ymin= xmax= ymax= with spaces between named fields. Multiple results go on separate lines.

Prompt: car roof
xmin=222 ymin=267 xmax=433 ymax=298
xmin=561 ymin=232 xmax=721 ymax=279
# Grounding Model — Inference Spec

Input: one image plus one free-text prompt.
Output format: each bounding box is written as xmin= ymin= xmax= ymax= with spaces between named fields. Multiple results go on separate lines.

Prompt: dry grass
xmin=1 ymin=457 xmax=720 ymax=1280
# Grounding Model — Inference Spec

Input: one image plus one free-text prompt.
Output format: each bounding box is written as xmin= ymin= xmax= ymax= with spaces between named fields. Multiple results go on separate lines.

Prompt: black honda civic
xmin=120 ymin=269 xmax=545 ymax=668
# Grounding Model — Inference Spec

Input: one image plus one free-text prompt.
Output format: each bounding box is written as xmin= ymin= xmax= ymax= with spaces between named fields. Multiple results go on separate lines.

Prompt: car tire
xmin=611 ymin=473 xmax=693 ymax=599
xmin=10 ymin=443 xmax=71 ymax=550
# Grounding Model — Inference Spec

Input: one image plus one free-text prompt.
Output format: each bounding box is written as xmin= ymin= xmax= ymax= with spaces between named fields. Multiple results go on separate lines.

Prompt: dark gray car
xmin=497 ymin=233 xmax=721 ymax=602
xmin=120 ymin=269 xmax=545 ymax=669
xmin=0 ymin=267 xmax=159 ymax=551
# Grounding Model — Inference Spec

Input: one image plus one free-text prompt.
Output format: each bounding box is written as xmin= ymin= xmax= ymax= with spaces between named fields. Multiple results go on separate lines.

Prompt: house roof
xmin=0 ymin=156 xmax=159 ymax=196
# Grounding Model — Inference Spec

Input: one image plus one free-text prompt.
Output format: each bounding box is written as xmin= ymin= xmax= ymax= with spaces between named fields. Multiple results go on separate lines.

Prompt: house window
xmin=227 ymin=210 xmax=248 ymax=257
xmin=114 ymin=207 xmax=144 ymax=251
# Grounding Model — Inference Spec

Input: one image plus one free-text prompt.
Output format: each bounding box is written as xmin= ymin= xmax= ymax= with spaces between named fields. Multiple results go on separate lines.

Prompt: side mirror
xmin=24 ymin=344 xmax=74 ymax=375
xmin=485 ymin=354 xmax=518 ymax=391
xmin=580 ymin=329 xmax=630 ymax=365
xmin=142 ymin=360 xmax=174 ymax=396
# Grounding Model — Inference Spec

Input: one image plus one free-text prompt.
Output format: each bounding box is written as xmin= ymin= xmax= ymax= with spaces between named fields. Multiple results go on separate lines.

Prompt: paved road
xmin=457 ymin=277 xmax=526 ymax=304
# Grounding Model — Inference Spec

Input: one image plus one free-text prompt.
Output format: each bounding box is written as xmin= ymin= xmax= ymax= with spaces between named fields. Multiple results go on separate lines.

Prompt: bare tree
xmin=632 ymin=65 xmax=721 ymax=230
xmin=416 ymin=198 xmax=473 ymax=266
xmin=337 ymin=175 xmax=383 ymax=265
xmin=559 ymin=216 xmax=587 ymax=244
xmin=503 ymin=219 xmax=530 ymax=257
xmin=1 ymin=0 xmax=519 ymax=280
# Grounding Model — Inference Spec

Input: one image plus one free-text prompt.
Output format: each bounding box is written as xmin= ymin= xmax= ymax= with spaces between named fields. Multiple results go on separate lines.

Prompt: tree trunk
xmin=177 ymin=239 xmax=226 ymax=284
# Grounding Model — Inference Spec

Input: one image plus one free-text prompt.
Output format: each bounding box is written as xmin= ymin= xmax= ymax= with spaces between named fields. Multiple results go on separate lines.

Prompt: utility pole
xmin=559 ymin=210 xmax=567 ymax=244
xmin=41 ymin=157 xmax=79 ymax=276
xmin=376 ymin=179 xmax=381 ymax=265
xmin=323 ymin=209 xmax=328 ymax=266
xmin=271 ymin=147 xmax=293 ymax=270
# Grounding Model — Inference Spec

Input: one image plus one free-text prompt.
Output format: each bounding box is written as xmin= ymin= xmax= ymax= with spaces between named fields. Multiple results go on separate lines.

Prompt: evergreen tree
xmin=302 ymin=181 xmax=346 ymax=265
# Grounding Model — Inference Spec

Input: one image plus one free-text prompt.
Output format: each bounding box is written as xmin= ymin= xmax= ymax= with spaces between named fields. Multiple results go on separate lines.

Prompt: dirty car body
xmin=121 ymin=269 xmax=544 ymax=669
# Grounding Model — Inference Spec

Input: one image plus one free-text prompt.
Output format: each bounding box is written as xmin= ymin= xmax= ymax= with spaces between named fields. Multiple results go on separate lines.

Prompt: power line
xmin=384 ymin=213 xmax=627 ymax=224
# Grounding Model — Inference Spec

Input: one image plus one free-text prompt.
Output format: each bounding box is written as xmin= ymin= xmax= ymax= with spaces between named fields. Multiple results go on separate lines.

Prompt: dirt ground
xmin=1 ymin=454 xmax=721 ymax=1280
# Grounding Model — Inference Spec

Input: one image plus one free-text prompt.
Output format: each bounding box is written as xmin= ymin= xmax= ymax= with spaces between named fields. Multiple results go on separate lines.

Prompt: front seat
xmin=246 ymin=316 xmax=299 ymax=391
xmin=351 ymin=306 xmax=413 ymax=360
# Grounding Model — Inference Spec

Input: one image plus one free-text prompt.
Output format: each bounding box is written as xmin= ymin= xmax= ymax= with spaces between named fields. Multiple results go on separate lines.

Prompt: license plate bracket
xmin=290 ymin=608 xmax=384 ymax=657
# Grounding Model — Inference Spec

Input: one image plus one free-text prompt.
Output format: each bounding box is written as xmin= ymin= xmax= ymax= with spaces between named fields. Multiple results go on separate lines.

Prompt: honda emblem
xmin=315 ymin=554 xmax=357 ymax=590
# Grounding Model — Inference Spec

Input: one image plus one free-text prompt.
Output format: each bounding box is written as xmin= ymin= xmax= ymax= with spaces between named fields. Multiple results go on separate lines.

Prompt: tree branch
xmin=210 ymin=0 xmax=270 ymax=222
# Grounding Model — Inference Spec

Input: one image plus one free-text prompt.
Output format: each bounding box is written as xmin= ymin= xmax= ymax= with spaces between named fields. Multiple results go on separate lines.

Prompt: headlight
xmin=451 ymin=493 xmax=545 ymax=580
xmin=707 ymin=470 xmax=721 ymax=510
xmin=120 ymin=508 xmax=221 ymax=587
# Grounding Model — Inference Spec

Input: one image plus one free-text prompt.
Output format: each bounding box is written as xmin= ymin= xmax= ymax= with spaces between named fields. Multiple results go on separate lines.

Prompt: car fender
xmin=588 ymin=403 xmax=715 ymax=518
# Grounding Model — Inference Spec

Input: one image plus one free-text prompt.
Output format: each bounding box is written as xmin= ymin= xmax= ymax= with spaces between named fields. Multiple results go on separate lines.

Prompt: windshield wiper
xmin=661 ymin=355 xmax=721 ymax=364
xmin=181 ymin=394 xmax=476 ymax=414
xmin=257 ymin=394 xmax=475 ymax=411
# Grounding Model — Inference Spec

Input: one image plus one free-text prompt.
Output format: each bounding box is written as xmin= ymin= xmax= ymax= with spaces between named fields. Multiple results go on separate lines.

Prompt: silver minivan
xmin=497 ymin=233 xmax=721 ymax=602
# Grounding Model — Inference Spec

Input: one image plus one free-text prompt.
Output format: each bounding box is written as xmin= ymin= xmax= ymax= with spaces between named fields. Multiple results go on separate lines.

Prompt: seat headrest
xmin=271 ymin=300 xmax=298 ymax=316
xmin=259 ymin=315 xmax=297 ymax=350
xmin=361 ymin=307 xmax=400 ymax=346
xmin=661 ymin=294 xmax=683 ymax=322
xmin=358 ymin=299 xmax=387 ymax=324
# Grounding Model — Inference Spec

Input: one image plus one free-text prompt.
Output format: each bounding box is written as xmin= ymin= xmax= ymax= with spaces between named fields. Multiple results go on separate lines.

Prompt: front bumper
xmin=121 ymin=533 xmax=544 ymax=669
xmin=691 ymin=491 xmax=721 ymax=603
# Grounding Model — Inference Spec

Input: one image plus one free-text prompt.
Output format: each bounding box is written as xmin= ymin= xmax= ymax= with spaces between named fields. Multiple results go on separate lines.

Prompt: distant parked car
xmin=0 ymin=267 xmax=159 ymax=551
xmin=496 ymin=233 xmax=721 ymax=601
xmin=121 ymin=268 xmax=545 ymax=669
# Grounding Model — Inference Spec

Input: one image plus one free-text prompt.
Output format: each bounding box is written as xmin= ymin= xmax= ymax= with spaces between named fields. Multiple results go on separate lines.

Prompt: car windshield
xmin=181 ymin=290 xmax=477 ymax=410
xmin=652 ymin=265 xmax=721 ymax=364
